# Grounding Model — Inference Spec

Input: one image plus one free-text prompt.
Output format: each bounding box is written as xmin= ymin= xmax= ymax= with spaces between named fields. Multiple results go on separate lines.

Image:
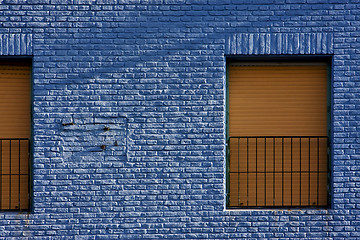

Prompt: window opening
xmin=0 ymin=62 xmax=31 ymax=210
xmin=227 ymin=62 xmax=330 ymax=208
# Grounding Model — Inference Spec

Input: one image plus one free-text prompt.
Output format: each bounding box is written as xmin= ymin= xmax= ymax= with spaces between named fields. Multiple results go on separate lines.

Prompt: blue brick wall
xmin=0 ymin=0 xmax=358 ymax=239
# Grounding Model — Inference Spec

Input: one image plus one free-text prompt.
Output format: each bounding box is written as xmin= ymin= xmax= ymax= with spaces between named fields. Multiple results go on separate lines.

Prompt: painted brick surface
xmin=225 ymin=33 xmax=334 ymax=55
xmin=0 ymin=0 xmax=358 ymax=239
xmin=0 ymin=34 xmax=32 ymax=55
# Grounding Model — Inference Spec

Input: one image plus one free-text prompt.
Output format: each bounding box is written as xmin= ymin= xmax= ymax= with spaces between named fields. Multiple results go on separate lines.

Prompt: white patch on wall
xmin=60 ymin=117 xmax=127 ymax=161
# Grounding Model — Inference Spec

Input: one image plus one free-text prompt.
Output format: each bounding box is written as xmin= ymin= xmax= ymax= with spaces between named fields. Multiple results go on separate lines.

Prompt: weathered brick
xmin=0 ymin=0 xmax=357 ymax=239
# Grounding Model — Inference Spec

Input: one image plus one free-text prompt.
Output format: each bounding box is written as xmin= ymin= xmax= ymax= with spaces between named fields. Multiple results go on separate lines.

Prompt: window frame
xmin=225 ymin=56 xmax=333 ymax=209
xmin=0 ymin=57 xmax=32 ymax=212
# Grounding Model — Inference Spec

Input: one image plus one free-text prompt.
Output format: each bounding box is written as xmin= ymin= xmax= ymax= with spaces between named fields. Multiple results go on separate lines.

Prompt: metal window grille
xmin=227 ymin=136 xmax=329 ymax=208
xmin=0 ymin=138 xmax=30 ymax=211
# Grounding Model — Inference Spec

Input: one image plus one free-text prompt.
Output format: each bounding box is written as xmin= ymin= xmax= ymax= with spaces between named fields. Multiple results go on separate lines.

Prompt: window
xmin=227 ymin=61 xmax=330 ymax=208
xmin=0 ymin=60 xmax=31 ymax=210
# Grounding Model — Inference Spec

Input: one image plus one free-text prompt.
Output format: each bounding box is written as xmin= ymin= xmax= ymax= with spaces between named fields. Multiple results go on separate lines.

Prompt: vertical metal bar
xmin=247 ymin=138 xmax=249 ymax=206
xmin=282 ymin=137 xmax=284 ymax=206
xmin=228 ymin=137 xmax=232 ymax=208
xmin=9 ymin=140 xmax=11 ymax=209
xmin=273 ymin=137 xmax=275 ymax=206
xmin=317 ymin=137 xmax=320 ymax=205
xmin=299 ymin=137 xmax=302 ymax=206
xmin=264 ymin=138 xmax=266 ymax=207
xmin=0 ymin=140 xmax=2 ymax=210
xmin=327 ymin=137 xmax=329 ymax=206
xmin=18 ymin=140 xmax=21 ymax=209
xmin=27 ymin=139 xmax=30 ymax=210
xmin=238 ymin=138 xmax=240 ymax=206
xmin=308 ymin=137 xmax=311 ymax=206
xmin=291 ymin=137 xmax=293 ymax=206
xmin=256 ymin=137 xmax=258 ymax=207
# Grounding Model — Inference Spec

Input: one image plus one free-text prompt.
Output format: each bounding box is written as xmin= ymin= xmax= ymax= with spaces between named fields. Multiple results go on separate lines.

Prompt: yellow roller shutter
xmin=229 ymin=65 xmax=327 ymax=137
xmin=0 ymin=65 xmax=30 ymax=210
xmin=0 ymin=65 xmax=31 ymax=139
xmin=228 ymin=64 xmax=328 ymax=208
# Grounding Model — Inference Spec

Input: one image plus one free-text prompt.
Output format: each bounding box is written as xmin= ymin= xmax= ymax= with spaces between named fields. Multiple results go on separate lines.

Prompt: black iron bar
xmin=238 ymin=138 xmax=240 ymax=206
xmin=228 ymin=204 xmax=328 ymax=209
xmin=264 ymin=138 xmax=266 ymax=207
xmin=256 ymin=138 xmax=258 ymax=207
xmin=19 ymin=140 xmax=21 ymax=209
xmin=0 ymin=173 xmax=28 ymax=175
xmin=228 ymin=136 xmax=328 ymax=208
xmin=0 ymin=140 xmax=2 ymax=210
xmin=299 ymin=137 xmax=302 ymax=205
xmin=308 ymin=137 xmax=311 ymax=206
xmin=273 ymin=137 xmax=275 ymax=206
xmin=247 ymin=138 xmax=249 ymax=206
xmin=9 ymin=140 xmax=11 ymax=209
xmin=229 ymin=205 xmax=328 ymax=208
xmin=230 ymin=170 xmax=327 ymax=174
xmin=291 ymin=137 xmax=293 ymax=206
xmin=317 ymin=137 xmax=320 ymax=205
xmin=282 ymin=137 xmax=284 ymax=206
xmin=27 ymin=140 xmax=30 ymax=210
xmin=0 ymin=138 xmax=29 ymax=140
xmin=0 ymin=138 xmax=30 ymax=211
xmin=229 ymin=136 xmax=328 ymax=138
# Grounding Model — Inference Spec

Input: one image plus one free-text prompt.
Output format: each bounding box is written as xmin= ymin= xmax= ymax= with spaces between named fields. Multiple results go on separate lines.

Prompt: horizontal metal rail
xmin=230 ymin=136 xmax=330 ymax=139
xmin=0 ymin=138 xmax=30 ymax=211
xmin=228 ymin=136 xmax=329 ymax=208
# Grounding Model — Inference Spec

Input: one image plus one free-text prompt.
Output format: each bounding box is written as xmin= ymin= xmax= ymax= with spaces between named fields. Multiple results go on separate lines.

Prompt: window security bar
xmin=0 ymin=138 xmax=30 ymax=211
xmin=228 ymin=136 xmax=329 ymax=208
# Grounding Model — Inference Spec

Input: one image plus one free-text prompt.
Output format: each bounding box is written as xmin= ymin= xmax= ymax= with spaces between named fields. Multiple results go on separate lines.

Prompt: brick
xmin=0 ymin=0 xmax=357 ymax=239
